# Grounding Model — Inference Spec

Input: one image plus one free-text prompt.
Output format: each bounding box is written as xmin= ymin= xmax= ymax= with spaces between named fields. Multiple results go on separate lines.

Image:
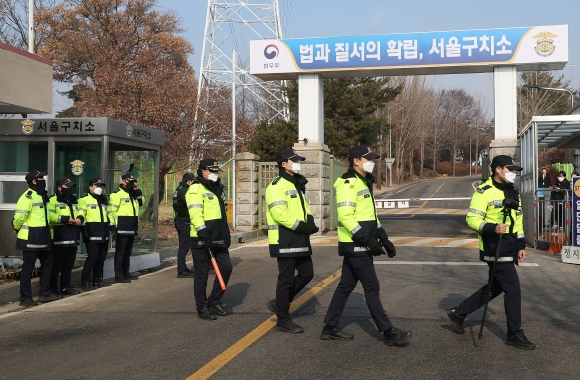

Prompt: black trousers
xmin=324 ymin=255 xmax=393 ymax=332
xmin=20 ymin=250 xmax=53 ymax=301
xmin=50 ymin=246 xmax=77 ymax=292
xmin=175 ymin=222 xmax=192 ymax=274
xmin=275 ymin=256 xmax=314 ymax=320
xmin=192 ymin=247 xmax=232 ymax=311
xmin=456 ymin=263 xmax=522 ymax=334
xmin=82 ymin=242 xmax=109 ymax=284
xmin=114 ymin=236 xmax=134 ymax=278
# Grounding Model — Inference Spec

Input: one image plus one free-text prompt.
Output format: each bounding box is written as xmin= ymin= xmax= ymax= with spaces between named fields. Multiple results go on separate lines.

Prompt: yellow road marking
xmin=187 ymin=269 xmax=343 ymax=380
xmin=387 ymin=237 xmax=421 ymax=245
xmin=424 ymin=208 xmax=445 ymax=215
xmin=455 ymin=241 xmax=480 ymax=248
xmin=449 ymin=209 xmax=467 ymax=215
xmin=415 ymin=238 xmax=460 ymax=247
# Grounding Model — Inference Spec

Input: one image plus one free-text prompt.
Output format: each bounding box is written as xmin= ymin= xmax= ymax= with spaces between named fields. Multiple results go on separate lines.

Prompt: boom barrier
xmin=374 ymin=197 xmax=472 ymax=209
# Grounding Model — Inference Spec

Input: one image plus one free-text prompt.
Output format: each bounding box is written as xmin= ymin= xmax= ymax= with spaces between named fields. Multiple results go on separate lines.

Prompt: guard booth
xmin=519 ymin=115 xmax=580 ymax=251
xmin=0 ymin=118 xmax=165 ymax=276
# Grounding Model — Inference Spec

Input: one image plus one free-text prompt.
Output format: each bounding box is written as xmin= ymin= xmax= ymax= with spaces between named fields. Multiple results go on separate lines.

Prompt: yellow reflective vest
xmin=466 ymin=177 xmax=525 ymax=263
xmin=108 ymin=186 xmax=140 ymax=236
xmin=13 ymin=188 xmax=51 ymax=251
xmin=79 ymin=193 xmax=111 ymax=243
xmin=186 ymin=179 xmax=230 ymax=248
xmin=48 ymin=194 xmax=83 ymax=247
xmin=335 ymin=169 xmax=388 ymax=256
xmin=265 ymin=172 xmax=312 ymax=258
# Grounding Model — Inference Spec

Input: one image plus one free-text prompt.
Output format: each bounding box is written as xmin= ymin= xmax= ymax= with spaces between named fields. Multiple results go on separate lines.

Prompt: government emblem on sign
xmin=70 ymin=160 xmax=85 ymax=176
xmin=126 ymin=125 xmax=133 ymax=137
xmin=532 ymin=31 xmax=557 ymax=57
xmin=21 ymin=119 xmax=35 ymax=135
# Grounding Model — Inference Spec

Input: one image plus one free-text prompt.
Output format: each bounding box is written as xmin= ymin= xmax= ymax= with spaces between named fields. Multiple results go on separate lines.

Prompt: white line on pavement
xmin=374 ymin=261 xmax=539 ymax=266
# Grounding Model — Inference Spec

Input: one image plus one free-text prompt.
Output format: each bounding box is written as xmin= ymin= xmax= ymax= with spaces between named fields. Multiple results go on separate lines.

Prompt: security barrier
xmin=528 ymin=188 xmax=571 ymax=252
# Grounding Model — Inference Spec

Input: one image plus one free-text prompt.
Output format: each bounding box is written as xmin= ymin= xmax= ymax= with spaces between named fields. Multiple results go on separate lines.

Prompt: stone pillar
xmin=293 ymin=142 xmax=330 ymax=232
xmin=234 ymin=152 xmax=260 ymax=231
xmin=491 ymin=66 xmax=519 ymax=162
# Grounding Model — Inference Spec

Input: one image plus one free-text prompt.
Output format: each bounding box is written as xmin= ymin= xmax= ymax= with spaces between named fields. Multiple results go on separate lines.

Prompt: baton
xmin=478 ymin=209 xmax=510 ymax=340
xmin=207 ymin=248 xmax=226 ymax=291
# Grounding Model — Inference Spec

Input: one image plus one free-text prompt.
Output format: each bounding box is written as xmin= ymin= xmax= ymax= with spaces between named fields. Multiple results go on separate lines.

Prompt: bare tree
xmin=0 ymin=0 xmax=57 ymax=51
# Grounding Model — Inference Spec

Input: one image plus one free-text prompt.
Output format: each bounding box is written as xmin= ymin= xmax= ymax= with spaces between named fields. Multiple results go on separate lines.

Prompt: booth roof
xmin=519 ymin=115 xmax=580 ymax=148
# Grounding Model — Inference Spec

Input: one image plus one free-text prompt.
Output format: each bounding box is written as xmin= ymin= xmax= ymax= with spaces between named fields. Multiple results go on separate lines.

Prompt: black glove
xmin=303 ymin=224 xmax=319 ymax=235
xmin=111 ymin=232 xmax=117 ymax=242
xmin=380 ymin=238 xmax=396 ymax=258
xmin=366 ymin=238 xmax=386 ymax=256
xmin=204 ymin=238 xmax=213 ymax=250
xmin=109 ymin=225 xmax=117 ymax=233
xmin=306 ymin=215 xmax=320 ymax=235
xmin=294 ymin=221 xmax=307 ymax=234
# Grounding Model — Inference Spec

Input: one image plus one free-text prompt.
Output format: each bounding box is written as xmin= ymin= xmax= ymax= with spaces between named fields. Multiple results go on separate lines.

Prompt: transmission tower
xmin=197 ymin=0 xmax=288 ymax=134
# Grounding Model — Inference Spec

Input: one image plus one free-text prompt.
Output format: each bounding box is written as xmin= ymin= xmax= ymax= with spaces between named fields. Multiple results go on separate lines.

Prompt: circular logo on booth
xmin=532 ymin=31 xmax=557 ymax=57
xmin=70 ymin=160 xmax=85 ymax=176
xmin=21 ymin=119 xmax=35 ymax=135
xmin=126 ymin=125 xmax=133 ymax=137
xmin=263 ymin=44 xmax=279 ymax=60
xmin=574 ymin=178 xmax=580 ymax=198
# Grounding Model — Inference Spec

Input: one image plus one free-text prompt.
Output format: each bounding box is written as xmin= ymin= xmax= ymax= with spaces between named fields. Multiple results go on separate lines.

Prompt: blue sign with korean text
xmin=250 ymin=25 xmax=568 ymax=79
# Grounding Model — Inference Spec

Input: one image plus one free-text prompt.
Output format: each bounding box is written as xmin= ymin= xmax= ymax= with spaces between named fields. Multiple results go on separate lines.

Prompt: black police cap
xmin=25 ymin=170 xmax=47 ymax=182
xmin=199 ymin=158 xmax=223 ymax=172
xmin=490 ymin=155 xmax=523 ymax=171
xmin=182 ymin=172 xmax=196 ymax=181
xmin=56 ymin=177 xmax=76 ymax=187
xmin=276 ymin=148 xmax=305 ymax=164
xmin=348 ymin=144 xmax=380 ymax=160
xmin=121 ymin=173 xmax=136 ymax=181
xmin=89 ymin=178 xmax=106 ymax=186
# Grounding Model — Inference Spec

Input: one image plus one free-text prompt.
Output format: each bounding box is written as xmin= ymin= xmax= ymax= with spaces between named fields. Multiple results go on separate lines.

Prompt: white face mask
xmin=499 ymin=169 xmax=517 ymax=183
xmin=93 ymin=187 xmax=103 ymax=195
xmin=362 ymin=160 xmax=375 ymax=174
xmin=558 ymin=176 xmax=565 ymax=182
xmin=291 ymin=162 xmax=301 ymax=173
xmin=208 ymin=172 xmax=219 ymax=182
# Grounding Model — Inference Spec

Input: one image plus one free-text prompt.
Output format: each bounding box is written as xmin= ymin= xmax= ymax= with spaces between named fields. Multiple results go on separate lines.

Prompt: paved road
xmin=1 ymin=176 xmax=579 ymax=379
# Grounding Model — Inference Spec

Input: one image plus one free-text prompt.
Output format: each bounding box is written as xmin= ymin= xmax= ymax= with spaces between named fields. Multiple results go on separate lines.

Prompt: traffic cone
xmin=547 ymin=223 xmax=562 ymax=254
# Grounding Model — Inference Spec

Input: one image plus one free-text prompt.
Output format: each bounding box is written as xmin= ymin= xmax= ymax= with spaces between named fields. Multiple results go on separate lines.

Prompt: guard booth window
xmin=54 ymin=141 xmax=101 ymax=199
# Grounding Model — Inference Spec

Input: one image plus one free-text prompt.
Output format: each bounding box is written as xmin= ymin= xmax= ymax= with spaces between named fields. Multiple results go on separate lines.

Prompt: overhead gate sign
xmin=250 ymin=25 xmax=568 ymax=80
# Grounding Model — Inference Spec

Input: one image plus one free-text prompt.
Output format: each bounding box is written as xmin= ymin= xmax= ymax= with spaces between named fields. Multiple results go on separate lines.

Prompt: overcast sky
xmin=52 ymin=0 xmax=580 ymax=117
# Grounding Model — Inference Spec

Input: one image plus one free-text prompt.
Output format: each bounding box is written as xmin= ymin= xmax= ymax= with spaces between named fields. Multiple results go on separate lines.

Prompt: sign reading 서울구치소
xmin=250 ymin=25 xmax=568 ymax=79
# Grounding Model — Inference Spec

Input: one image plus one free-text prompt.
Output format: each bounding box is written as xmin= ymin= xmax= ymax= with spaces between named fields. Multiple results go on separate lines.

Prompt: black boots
xmin=383 ymin=328 xmax=413 ymax=346
xmin=506 ymin=332 xmax=536 ymax=350
xmin=320 ymin=325 xmax=354 ymax=340
xmin=446 ymin=307 xmax=466 ymax=334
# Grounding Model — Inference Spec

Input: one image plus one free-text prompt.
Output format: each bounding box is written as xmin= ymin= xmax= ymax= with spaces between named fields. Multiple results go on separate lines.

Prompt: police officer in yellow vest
xmin=446 ymin=155 xmax=535 ymax=350
xmin=13 ymin=171 xmax=62 ymax=307
xmin=321 ymin=145 xmax=413 ymax=345
xmin=108 ymin=173 xmax=143 ymax=283
xmin=265 ymin=148 xmax=319 ymax=334
xmin=79 ymin=178 xmax=111 ymax=289
xmin=186 ymin=158 xmax=233 ymax=320
xmin=48 ymin=178 xmax=83 ymax=295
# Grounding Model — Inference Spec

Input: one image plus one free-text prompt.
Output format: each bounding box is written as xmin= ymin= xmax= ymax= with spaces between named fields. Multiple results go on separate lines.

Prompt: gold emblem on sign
xmin=70 ymin=160 xmax=85 ymax=176
xmin=532 ymin=31 xmax=558 ymax=57
xmin=21 ymin=119 xmax=35 ymax=135
xmin=126 ymin=125 xmax=133 ymax=137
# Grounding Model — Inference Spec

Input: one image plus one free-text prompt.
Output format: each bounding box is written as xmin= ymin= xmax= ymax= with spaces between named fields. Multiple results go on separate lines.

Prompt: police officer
xmin=265 ymin=148 xmax=319 ymax=333
xmin=108 ymin=173 xmax=143 ymax=283
xmin=79 ymin=178 xmax=111 ymax=289
xmin=321 ymin=145 xmax=412 ymax=346
xmin=446 ymin=155 xmax=535 ymax=350
xmin=186 ymin=158 xmax=233 ymax=320
xmin=13 ymin=170 xmax=61 ymax=307
xmin=48 ymin=178 xmax=83 ymax=295
xmin=173 ymin=173 xmax=196 ymax=278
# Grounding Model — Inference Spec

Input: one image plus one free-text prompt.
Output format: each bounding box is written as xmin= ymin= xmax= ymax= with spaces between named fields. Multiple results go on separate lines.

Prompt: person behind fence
xmin=12 ymin=170 xmax=62 ymax=307
xmin=321 ymin=144 xmax=412 ymax=346
xmin=173 ymin=173 xmax=197 ymax=278
xmin=550 ymin=171 xmax=570 ymax=229
xmin=79 ymin=178 xmax=111 ymax=289
xmin=538 ymin=168 xmax=551 ymax=189
xmin=186 ymin=158 xmax=233 ymax=320
xmin=446 ymin=155 xmax=535 ymax=350
xmin=265 ymin=148 xmax=319 ymax=334
xmin=108 ymin=173 xmax=143 ymax=283
xmin=48 ymin=178 xmax=83 ymax=296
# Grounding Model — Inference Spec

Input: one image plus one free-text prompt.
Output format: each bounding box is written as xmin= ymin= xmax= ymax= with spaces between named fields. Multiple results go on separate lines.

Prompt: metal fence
xmin=522 ymin=188 xmax=571 ymax=247
xmin=257 ymin=162 xmax=278 ymax=229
